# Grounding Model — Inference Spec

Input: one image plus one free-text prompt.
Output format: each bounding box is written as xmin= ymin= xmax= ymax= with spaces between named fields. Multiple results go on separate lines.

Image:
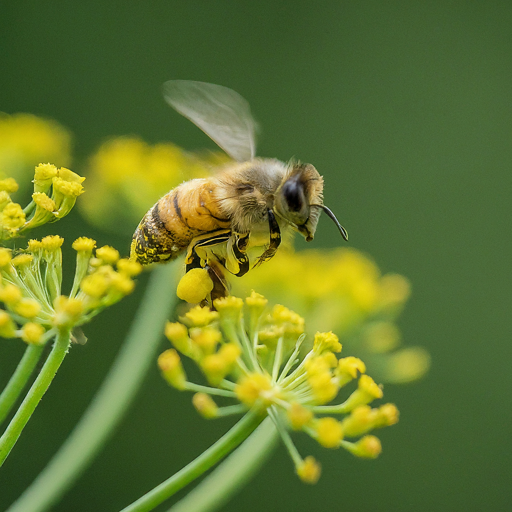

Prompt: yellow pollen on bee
xmin=176 ymin=268 xmax=214 ymax=304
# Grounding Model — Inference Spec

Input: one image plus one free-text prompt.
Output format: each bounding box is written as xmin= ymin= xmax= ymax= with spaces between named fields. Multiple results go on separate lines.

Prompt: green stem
xmin=7 ymin=261 xmax=180 ymax=512
xmin=0 ymin=329 xmax=71 ymax=466
xmin=121 ymin=410 xmax=264 ymax=512
xmin=0 ymin=343 xmax=44 ymax=426
xmin=168 ymin=417 xmax=279 ymax=512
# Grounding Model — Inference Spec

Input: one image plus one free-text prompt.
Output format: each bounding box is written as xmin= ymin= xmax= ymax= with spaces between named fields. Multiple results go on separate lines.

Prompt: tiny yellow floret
xmin=213 ymin=296 xmax=244 ymax=320
xmin=0 ymin=310 xmax=16 ymax=338
xmin=96 ymin=245 xmax=120 ymax=264
xmin=11 ymin=254 xmax=33 ymax=267
xmin=27 ymin=239 xmax=43 ymax=252
xmin=313 ymin=331 xmax=342 ymax=353
xmin=177 ymin=268 xmax=214 ymax=304
xmin=341 ymin=405 xmax=375 ymax=437
xmin=192 ymin=393 xmax=219 ymax=419
xmin=14 ymin=298 xmax=41 ymax=318
xmin=158 ymin=349 xmax=187 ymax=389
xmin=32 ymin=192 xmax=56 ymax=212
xmin=165 ymin=322 xmax=192 ymax=355
xmin=342 ymin=375 xmax=383 ymax=412
xmin=315 ymin=417 xmax=344 ymax=448
xmin=21 ymin=322 xmax=45 ymax=345
xmin=58 ymin=167 xmax=85 ymax=184
xmin=218 ymin=342 xmax=242 ymax=364
xmin=200 ymin=348 xmax=239 ymax=386
xmin=117 ymin=258 xmax=142 ymax=277
xmin=41 ymin=235 xmax=64 ymax=251
xmin=245 ymin=290 xmax=268 ymax=309
xmin=0 ymin=284 xmax=23 ymax=304
xmin=72 ymin=237 xmax=96 ymax=253
xmin=190 ymin=326 xmax=222 ymax=354
xmin=374 ymin=403 xmax=399 ymax=428
xmin=0 ymin=178 xmax=19 ymax=193
xmin=110 ymin=271 xmax=135 ymax=295
xmin=296 ymin=456 xmax=321 ymax=484
xmin=287 ymin=402 xmax=313 ymax=430
xmin=350 ymin=435 xmax=382 ymax=459
xmin=336 ymin=356 xmax=366 ymax=387
xmin=52 ymin=177 xmax=84 ymax=197
xmin=0 ymin=248 xmax=12 ymax=267
xmin=182 ymin=305 xmax=218 ymax=327
xmin=34 ymin=163 xmax=58 ymax=181
xmin=235 ymin=372 xmax=273 ymax=407
xmin=80 ymin=272 xmax=110 ymax=298
xmin=1 ymin=202 xmax=26 ymax=229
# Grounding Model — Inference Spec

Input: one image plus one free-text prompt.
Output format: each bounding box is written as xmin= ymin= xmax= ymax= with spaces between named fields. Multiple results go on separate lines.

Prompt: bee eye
xmin=282 ymin=179 xmax=304 ymax=212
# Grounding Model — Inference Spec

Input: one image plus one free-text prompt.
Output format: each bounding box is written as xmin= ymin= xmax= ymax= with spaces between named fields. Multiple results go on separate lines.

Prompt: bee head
xmin=274 ymin=163 xmax=324 ymax=241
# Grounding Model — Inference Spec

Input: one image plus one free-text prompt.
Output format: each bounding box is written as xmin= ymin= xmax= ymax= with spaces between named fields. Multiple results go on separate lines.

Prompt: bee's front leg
xmin=255 ymin=209 xmax=281 ymax=267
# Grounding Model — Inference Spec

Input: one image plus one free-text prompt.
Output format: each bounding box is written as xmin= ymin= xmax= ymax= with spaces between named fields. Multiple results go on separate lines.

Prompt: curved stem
xmin=0 ymin=329 xmax=71 ymax=466
xmin=7 ymin=261 xmax=180 ymax=512
xmin=169 ymin=417 xmax=279 ymax=512
xmin=0 ymin=344 xmax=44 ymax=426
xmin=121 ymin=410 xmax=264 ymax=512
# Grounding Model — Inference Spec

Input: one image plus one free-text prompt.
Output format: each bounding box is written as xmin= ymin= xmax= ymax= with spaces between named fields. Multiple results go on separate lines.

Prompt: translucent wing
xmin=163 ymin=80 xmax=257 ymax=162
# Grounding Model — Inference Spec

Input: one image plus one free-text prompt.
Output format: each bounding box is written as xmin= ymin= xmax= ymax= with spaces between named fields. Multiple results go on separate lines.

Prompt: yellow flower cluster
xmin=79 ymin=136 xmax=229 ymax=235
xmin=0 ymin=163 xmax=84 ymax=240
xmin=0 ymin=236 xmax=141 ymax=345
xmin=159 ymin=292 xmax=398 ymax=484
xmin=0 ymin=113 xmax=71 ymax=187
xmin=234 ymin=248 xmax=430 ymax=384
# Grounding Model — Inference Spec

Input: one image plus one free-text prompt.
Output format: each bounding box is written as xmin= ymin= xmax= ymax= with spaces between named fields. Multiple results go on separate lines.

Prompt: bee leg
xmin=205 ymin=260 xmax=230 ymax=305
xmin=255 ymin=209 xmax=281 ymax=267
xmin=185 ymin=230 xmax=231 ymax=272
xmin=232 ymin=232 xmax=250 ymax=277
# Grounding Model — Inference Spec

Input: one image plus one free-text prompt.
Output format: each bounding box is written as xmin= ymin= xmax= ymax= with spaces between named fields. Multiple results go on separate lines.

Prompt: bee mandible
xmin=131 ymin=80 xmax=348 ymax=298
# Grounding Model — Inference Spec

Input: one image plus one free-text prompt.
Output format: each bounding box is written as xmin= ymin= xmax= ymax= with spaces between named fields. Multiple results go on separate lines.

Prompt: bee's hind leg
xmin=255 ymin=209 xmax=281 ymax=267
xmin=204 ymin=261 xmax=230 ymax=305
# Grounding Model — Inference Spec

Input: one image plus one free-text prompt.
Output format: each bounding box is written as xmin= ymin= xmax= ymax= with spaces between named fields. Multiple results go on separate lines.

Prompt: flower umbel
xmin=160 ymin=292 xmax=398 ymax=483
xmin=0 ymin=236 xmax=141 ymax=345
xmin=0 ymin=163 xmax=84 ymax=240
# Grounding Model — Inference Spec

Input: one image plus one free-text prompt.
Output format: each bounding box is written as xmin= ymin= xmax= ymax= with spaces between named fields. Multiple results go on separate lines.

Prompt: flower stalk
xmin=168 ymin=417 xmax=279 ymax=512
xmin=121 ymin=410 xmax=264 ymax=512
xmin=0 ymin=327 xmax=71 ymax=466
xmin=0 ymin=343 xmax=44 ymax=425
xmin=7 ymin=261 xmax=179 ymax=512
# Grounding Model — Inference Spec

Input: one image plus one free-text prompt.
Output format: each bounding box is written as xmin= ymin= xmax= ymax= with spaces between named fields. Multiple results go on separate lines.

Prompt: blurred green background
xmin=1 ymin=2 xmax=511 ymax=511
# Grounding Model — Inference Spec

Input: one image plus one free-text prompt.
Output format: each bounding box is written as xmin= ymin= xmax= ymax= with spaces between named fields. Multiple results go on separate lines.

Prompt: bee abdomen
xmin=130 ymin=201 xmax=186 ymax=264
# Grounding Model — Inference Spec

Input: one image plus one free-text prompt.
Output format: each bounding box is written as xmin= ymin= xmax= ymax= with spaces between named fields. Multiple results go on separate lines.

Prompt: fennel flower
xmin=159 ymin=292 xmax=398 ymax=483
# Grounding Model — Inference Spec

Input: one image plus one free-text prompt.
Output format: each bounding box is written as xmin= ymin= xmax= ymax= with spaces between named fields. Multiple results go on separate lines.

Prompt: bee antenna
xmin=311 ymin=204 xmax=349 ymax=241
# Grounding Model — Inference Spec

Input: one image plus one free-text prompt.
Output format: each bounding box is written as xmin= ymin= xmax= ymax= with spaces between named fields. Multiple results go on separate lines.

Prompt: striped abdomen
xmin=130 ymin=178 xmax=231 ymax=264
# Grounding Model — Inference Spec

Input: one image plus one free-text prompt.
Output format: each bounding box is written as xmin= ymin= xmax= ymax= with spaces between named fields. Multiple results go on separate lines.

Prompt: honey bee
xmin=131 ymin=80 xmax=348 ymax=296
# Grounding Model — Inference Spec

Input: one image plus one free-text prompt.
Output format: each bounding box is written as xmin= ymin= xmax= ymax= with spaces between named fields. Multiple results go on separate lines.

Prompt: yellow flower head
xmin=159 ymin=292 xmax=399 ymax=483
xmin=0 ymin=237 xmax=138 ymax=344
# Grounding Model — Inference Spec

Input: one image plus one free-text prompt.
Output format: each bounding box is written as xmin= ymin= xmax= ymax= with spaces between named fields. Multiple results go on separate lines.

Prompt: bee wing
xmin=163 ymin=80 xmax=257 ymax=162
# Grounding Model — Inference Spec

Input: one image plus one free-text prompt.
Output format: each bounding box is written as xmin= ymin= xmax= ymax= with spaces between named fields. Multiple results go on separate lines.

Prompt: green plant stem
xmin=7 ymin=261 xmax=180 ymax=512
xmin=169 ymin=417 xmax=279 ymax=512
xmin=0 ymin=343 xmax=44 ymax=426
xmin=121 ymin=410 xmax=264 ymax=512
xmin=0 ymin=329 xmax=71 ymax=466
